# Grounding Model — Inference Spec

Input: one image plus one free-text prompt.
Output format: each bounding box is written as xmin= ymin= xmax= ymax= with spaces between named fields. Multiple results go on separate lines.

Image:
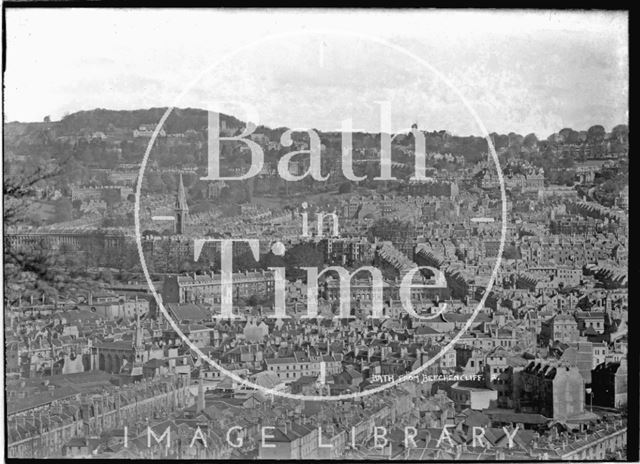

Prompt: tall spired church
xmin=93 ymin=304 xmax=153 ymax=375
xmin=175 ymin=173 xmax=189 ymax=235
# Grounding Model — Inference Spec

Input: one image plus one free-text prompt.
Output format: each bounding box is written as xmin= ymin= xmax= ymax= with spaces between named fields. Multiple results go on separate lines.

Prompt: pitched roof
xmin=166 ymin=303 xmax=210 ymax=322
xmin=483 ymin=410 xmax=550 ymax=425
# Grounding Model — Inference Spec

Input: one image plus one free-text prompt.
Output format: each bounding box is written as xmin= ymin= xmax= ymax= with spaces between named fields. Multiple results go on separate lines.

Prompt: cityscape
xmin=3 ymin=8 xmax=631 ymax=462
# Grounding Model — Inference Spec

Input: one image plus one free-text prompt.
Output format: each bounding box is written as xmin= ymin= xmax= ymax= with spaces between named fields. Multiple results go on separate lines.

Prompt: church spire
xmin=489 ymin=133 xmax=495 ymax=164
xmin=174 ymin=173 xmax=189 ymax=235
xmin=175 ymin=173 xmax=189 ymax=211
xmin=196 ymin=370 xmax=205 ymax=413
xmin=134 ymin=296 xmax=143 ymax=350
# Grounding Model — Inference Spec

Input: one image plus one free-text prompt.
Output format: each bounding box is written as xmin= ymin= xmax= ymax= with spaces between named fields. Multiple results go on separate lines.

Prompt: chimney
xmin=196 ymin=377 xmax=205 ymax=414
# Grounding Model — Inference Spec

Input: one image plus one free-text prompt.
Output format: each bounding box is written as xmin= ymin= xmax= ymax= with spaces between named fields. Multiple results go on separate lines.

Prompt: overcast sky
xmin=4 ymin=9 xmax=628 ymax=137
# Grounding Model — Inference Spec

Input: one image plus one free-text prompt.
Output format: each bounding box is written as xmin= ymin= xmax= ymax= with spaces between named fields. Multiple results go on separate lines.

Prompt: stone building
xmin=7 ymin=374 xmax=191 ymax=458
xmin=540 ymin=313 xmax=579 ymax=345
xmin=513 ymin=360 xmax=584 ymax=420
xmin=591 ymin=360 xmax=627 ymax=409
xmin=162 ymin=270 xmax=275 ymax=306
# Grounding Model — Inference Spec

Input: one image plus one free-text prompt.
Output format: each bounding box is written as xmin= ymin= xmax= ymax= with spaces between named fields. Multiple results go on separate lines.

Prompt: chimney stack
xmin=196 ymin=375 xmax=205 ymax=414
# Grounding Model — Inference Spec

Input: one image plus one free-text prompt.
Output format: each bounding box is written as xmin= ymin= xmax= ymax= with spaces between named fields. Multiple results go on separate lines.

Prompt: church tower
xmin=175 ymin=173 xmax=189 ymax=235
xmin=133 ymin=298 xmax=144 ymax=351
xmin=128 ymin=297 xmax=146 ymax=372
xmin=196 ymin=370 xmax=205 ymax=414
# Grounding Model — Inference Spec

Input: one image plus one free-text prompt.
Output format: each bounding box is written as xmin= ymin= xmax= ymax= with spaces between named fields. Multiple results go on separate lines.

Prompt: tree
xmin=338 ymin=182 xmax=353 ymax=194
xmin=558 ymin=128 xmax=579 ymax=144
xmin=503 ymin=245 xmax=522 ymax=260
xmin=101 ymin=217 xmax=116 ymax=228
xmin=4 ymin=159 xmax=112 ymax=305
xmin=587 ymin=125 xmax=606 ymax=144
xmin=284 ymin=244 xmax=323 ymax=281
xmin=490 ymin=133 xmax=509 ymax=150
xmin=611 ymin=124 xmax=629 ymax=143
xmin=161 ymin=172 xmax=177 ymax=193
xmin=262 ymin=251 xmax=286 ymax=270
xmin=143 ymin=171 xmax=166 ymax=194
xmin=219 ymin=186 xmax=231 ymax=202
xmin=233 ymin=250 xmax=261 ymax=272
xmin=523 ymin=133 xmax=538 ymax=149
xmin=246 ymin=177 xmax=255 ymax=203
xmin=558 ymin=155 xmax=575 ymax=169
xmin=55 ymin=198 xmax=73 ymax=223
xmin=507 ymin=133 xmax=524 ymax=148
xmin=102 ymin=189 xmax=121 ymax=209
xmin=98 ymin=269 xmax=114 ymax=283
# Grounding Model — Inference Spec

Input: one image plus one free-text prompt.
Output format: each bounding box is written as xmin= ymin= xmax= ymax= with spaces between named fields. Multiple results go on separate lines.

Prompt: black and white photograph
xmin=2 ymin=8 xmax=632 ymax=461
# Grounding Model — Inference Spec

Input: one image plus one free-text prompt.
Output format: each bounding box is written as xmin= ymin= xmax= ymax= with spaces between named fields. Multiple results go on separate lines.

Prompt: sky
xmin=4 ymin=9 xmax=628 ymax=137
